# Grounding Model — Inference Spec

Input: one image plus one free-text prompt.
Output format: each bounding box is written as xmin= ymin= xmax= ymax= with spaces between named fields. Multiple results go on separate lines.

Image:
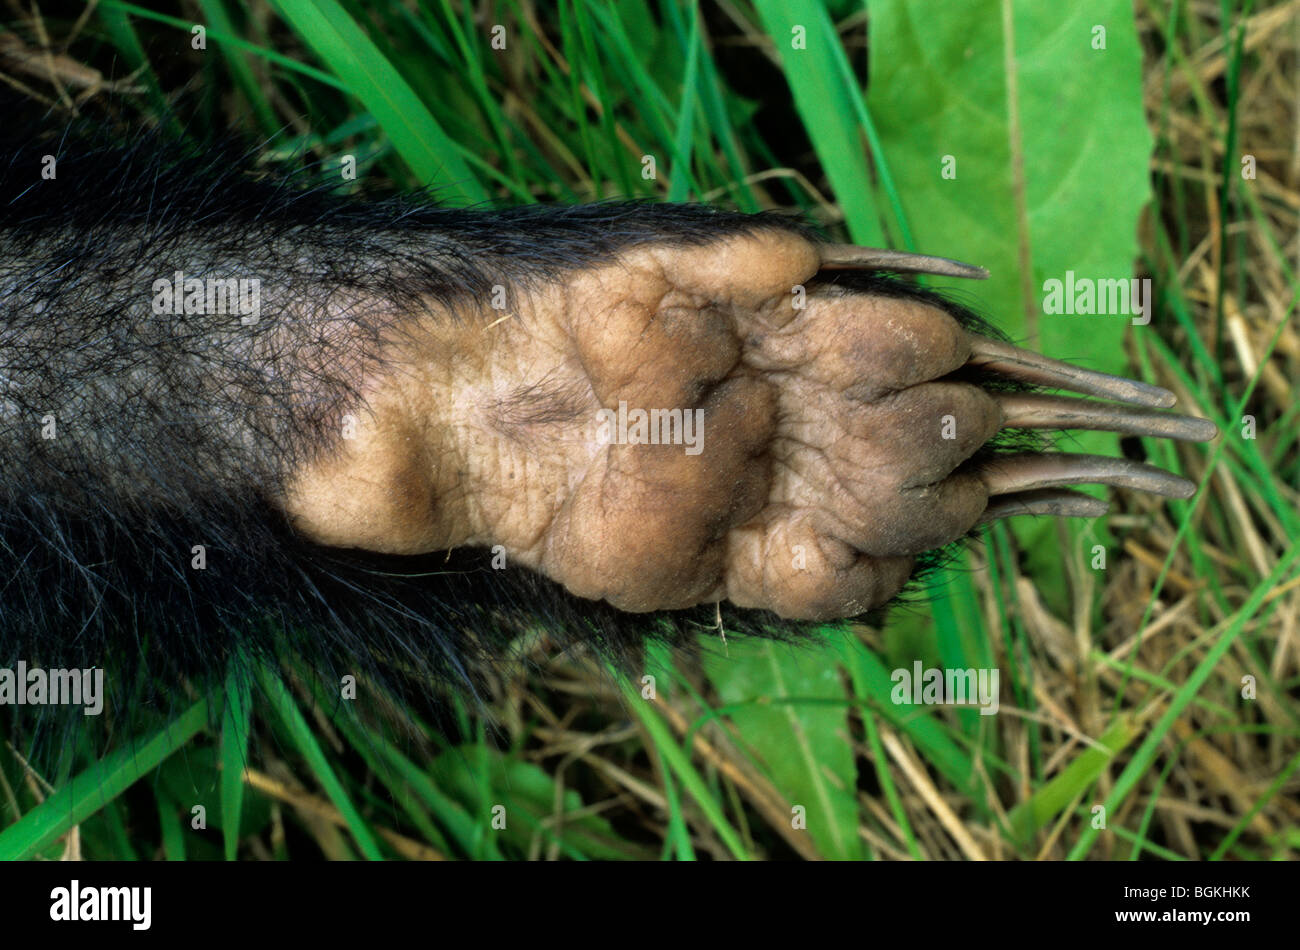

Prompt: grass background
xmin=0 ymin=0 xmax=1296 ymax=860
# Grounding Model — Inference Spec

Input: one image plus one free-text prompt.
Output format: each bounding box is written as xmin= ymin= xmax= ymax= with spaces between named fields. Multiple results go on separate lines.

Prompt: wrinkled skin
xmin=284 ymin=228 xmax=1213 ymax=621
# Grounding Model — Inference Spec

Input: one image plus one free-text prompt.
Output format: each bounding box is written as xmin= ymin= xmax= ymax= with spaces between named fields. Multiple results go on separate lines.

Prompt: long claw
xmin=978 ymin=488 xmax=1110 ymax=524
xmin=979 ymin=453 xmax=1198 ymax=500
xmin=996 ymin=392 xmax=1219 ymax=442
xmin=817 ymin=243 xmax=989 ymax=280
xmin=967 ymin=337 xmax=1176 ymax=408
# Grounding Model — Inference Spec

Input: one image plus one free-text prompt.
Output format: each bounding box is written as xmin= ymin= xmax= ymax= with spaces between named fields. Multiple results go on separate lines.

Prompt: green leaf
xmin=866 ymin=0 xmax=1155 ymax=604
xmin=705 ymin=639 xmax=861 ymax=859
xmin=429 ymin=745 xmax=654 ymax=860
xmin=866 ymin=0 xmax=1153 ymax=357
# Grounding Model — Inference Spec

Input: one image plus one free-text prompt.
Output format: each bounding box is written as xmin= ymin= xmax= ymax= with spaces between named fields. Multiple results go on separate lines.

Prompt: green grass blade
xmin=752 ymin=0 xmax=884 ymax=244
xmin=255 ymin=665 xmax=384 ymax=860
xmin=0 ymin=698 xmax=209 ymax=860
xmin=836 ymin=637 xmax=976 ymax=794
xmin=1006 ymin=714 xmax=1140 ymax=844
xmin=102 ymin=1 xmax=347 ymax=91
xmin=197 ymin=0 xmax=281 ymax=135
xmin=1069 ymin=540 xmax=1300 ymax=859
xmin=156 ymin=791 xmax=186 ymax=860
xmin=1209 ymin=748 xmax=1300 ymax=861
xmin=610 ymin=666 xmax=751 ymax=860
xmin=219 ymin=663 xmax=253 ymax=861
xmin=326 ymin=699 xmax=491 ymax=859
xmin=268 ymin=0 xmax=487 ymax=202
xmin=666 ymin=7 xmax=702 ymax=202
xmin=859 ymin=709 xmax=921 ymax=859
